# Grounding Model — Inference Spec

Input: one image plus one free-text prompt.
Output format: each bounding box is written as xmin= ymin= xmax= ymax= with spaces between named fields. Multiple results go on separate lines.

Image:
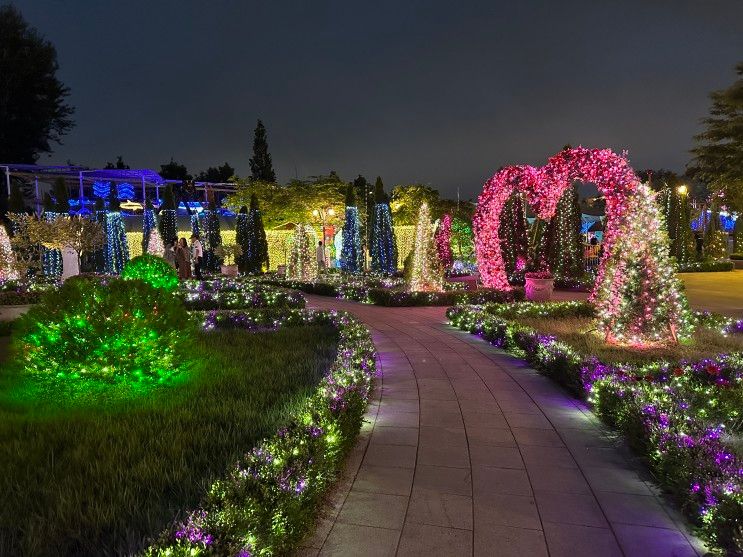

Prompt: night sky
xmin=12 ymin=0 xmax=743 ymax=198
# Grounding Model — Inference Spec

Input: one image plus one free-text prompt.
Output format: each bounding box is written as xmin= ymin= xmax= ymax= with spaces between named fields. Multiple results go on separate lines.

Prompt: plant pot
xmin=221 ymin=264 xmax=238 ymax=276
xmin=525 ymin=277 xmax=554 ymax=302
xmin=0 ymin=304 xmax=33 ymax=322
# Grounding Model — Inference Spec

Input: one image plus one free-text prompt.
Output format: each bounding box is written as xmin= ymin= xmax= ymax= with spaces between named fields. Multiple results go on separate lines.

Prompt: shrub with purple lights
xmin=180 ymin=278 xmax=305 ymax=310
xmin=12 ymin=276 xmax=195 ymax=382
xmin=448 ymin=301 xmax=743 ymax=555
xmin=146 ymin=309 xmax=376 ymax=556
xmin=122 ymin=254 xmax=179 ymax=292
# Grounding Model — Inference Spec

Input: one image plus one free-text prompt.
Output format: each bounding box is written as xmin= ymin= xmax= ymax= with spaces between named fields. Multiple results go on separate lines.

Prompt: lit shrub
xmin=122 ymin=254 xmax=179 ymax=292
xmin=12 ymin=276 xmax=195 ymax=382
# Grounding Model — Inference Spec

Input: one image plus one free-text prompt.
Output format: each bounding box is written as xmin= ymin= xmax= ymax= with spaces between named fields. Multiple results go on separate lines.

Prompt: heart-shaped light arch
xmin=474 ymin=147 xmax=693 ymax=345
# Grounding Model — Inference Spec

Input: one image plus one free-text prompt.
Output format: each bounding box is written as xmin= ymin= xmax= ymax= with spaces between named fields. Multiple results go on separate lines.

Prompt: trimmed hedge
xmin=678 ymin=260 xmax=734 ymax=272
xmin=447 ymin=302 xmax=743 ymax=554
xmin=261 ymin=278 xmax=522 ymax=306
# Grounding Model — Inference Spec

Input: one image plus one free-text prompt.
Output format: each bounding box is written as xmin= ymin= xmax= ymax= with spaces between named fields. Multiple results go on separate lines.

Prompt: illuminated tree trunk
xmin=408 ymin=202 xmax=444 ymax=292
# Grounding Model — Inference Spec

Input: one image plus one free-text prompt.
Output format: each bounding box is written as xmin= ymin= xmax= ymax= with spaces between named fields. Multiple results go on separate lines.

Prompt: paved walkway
xmin=298 ymin=296 xmax=707 ymax=557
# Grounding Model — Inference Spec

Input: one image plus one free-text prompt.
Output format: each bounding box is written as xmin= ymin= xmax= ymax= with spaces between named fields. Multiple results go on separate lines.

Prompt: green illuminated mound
xmin=0 ymin=325 xmax=338 ymax=556
xmin=12 ymin=276 xmax=194 ymax=383
xmin=121 ymin=254 xmax=179 ymax=292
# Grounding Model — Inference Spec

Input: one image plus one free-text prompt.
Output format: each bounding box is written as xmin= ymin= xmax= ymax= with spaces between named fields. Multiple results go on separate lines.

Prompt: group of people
xmin=164 ymin=234 xmax=204 ymax=280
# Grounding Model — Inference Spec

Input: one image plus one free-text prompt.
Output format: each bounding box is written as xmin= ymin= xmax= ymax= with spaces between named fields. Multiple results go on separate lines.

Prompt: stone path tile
xmin=301 ymin=297 xmax=706 ymax=556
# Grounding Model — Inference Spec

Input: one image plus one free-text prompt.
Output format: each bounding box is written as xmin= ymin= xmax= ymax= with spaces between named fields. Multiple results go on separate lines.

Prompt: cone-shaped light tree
xmin=142 ymin=199 xmax=157 ymax=254
xmin=435 ymin=213 xmax=453 ymax=270
xmin=0 ymin=223 xmax=19 ymax=280
xmin=408 ymin=202 xmax=444 ymax=292
xmin=146 ymin=227 xmax=165 ymax=256
xmin=370 ymin=177 xmax=397 ymax=274
xmin=237 ymin=194 xmax=269 ymax=273
xmin=498 ymin=192 xmax=529 ymax=281
xmin=41 ymin=192 xmax=62 ymax=277
xmin=340 ymin=183 xmax=363 ymax=273
xmin=704 ymin=203 xmax=728 ymax=261
xmin=544 ymin=184 xmax=583 ymax=280
xmin=287 ymin=224 xmax=317 ymax=280
xmin=104 ymin=189 xmax=129 ymax=275
xmin=158 ymin=185 xmax=178 ymax=246
xmin=202 ymin=202 xmax=223 ymax=272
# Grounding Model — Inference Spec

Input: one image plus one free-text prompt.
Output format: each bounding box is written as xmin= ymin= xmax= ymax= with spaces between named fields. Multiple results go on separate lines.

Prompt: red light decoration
xmin=474 ymin=146 xmax=692 ymax=345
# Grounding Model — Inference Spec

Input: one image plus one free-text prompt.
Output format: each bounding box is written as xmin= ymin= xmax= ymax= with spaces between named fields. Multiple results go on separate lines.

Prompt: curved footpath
xmin=298 ymin=296 xmax=707 ymax=557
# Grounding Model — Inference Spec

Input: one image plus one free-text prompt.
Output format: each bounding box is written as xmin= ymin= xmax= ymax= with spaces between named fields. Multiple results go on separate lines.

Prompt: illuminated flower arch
xmin=474 ymin=147 xmax=693 ymax=345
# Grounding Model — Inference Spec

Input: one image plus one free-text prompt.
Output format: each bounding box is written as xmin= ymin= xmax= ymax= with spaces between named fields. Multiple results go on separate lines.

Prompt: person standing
xmin=191 ymin=234 xmax=204 ymax=280
xmin=316 ymin=240 xmax=326 ymax=273
xmin=175 ymin=238 xmax=192 ymax=279
xmin=164 ymin=239 xmax=177 ymax=268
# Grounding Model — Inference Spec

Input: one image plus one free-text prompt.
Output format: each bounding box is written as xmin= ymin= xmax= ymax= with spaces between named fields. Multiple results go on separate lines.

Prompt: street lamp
xmin=676 ymin=184 xmax=688 ymax=196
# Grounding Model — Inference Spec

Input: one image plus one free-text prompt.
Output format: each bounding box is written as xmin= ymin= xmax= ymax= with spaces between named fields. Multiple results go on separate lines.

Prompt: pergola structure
xmin=0 ymin=163 xmax=239 ymax=213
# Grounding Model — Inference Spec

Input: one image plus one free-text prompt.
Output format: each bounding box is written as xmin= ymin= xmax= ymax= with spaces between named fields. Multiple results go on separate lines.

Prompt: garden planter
xmin=525 ymin=277 xmax=554 ymax=301
xmin=220 ymin=264 xmax=238 ymax=276
xmin=0 ymin=304 xmax=33 ymax=321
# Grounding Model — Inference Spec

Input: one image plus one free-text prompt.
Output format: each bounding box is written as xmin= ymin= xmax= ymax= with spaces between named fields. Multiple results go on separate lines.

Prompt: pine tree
xmin=287 ymin=224 xmax=317 ymax=280
xmin=690 ymin=62 xmax=743 ymax=212
xmin=370 ymin=179 xmax=397 ymax=274
xmin=545 ymin=185 xmax=583 ymax=280
xmin=158 ymin=185 xmax=178 ymax=245
xmin=202 ymin=203 xmax=223 ymax=272
xmin=249 ymin=119 xmax=276 ymax=182
xmin=239 ymin=194 xmax=269 ymax=273
xmin=498 ymin=192 xmax=529 ymax=281
xmin=340 ymin=184 xmax=363 ymax=273
xmin=408 ymin=202 xmax=444 ymax=292
xmin=435 ymin=213 xmax=453 ymax=270
xmin=52 ymin=177 xmax=69 ymax=213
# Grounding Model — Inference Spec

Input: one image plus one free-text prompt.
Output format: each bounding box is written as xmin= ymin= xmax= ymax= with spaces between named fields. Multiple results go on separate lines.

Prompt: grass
xmin=515 ymin=316 xmax=743 ymax=364
xmin=0 ymin=325 xmax=338 ymax=557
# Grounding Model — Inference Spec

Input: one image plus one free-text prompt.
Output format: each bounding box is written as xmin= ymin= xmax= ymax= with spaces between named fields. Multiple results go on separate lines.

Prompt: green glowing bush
xmin=12 ymin=276 xmax=195 ymax=382
xmin=121 ymin=254 xmax=179 ymax=292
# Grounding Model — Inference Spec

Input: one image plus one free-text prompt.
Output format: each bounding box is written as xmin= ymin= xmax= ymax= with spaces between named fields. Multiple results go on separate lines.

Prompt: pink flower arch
xmin=474 ymin=147 xmax=692 ymax=344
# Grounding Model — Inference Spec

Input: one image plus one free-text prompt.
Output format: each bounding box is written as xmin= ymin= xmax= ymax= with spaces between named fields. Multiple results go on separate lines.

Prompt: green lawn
xmin=0 ymin=325 xmax=338 ymax=556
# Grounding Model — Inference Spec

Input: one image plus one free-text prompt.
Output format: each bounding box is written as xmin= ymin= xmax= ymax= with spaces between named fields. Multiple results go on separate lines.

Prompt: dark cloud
xmin=13 ymin=0 xmax=743 ymax=198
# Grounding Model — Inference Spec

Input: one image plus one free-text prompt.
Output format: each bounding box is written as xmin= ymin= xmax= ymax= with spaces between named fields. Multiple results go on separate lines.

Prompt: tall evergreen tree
xmin=340 ymin=183 xmax=363 ymax=273
xmin=690 ymin=62 xmax=743 ymax=212
xmin=0 ymin=4 xmax=75 ymax=162
xmin=545 ymin=185 xmax=583 ymax=280
xmin=52 ymin=177 xmax=69 ymax=213
xmin=249 ymin=120 xmax=276 ymax=182
xmin=498 ymin=192 xmax=529 ymax=281
xmin=238 ymin=194 xmax=269 ymax=273
xmin=371 ymin=178 xmax=397 ymax=274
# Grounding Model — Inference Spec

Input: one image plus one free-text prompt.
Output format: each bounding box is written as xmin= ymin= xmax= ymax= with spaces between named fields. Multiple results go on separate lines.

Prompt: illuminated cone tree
xmin=498 ymin=192 xmax=529 ymax=281
xmin=287 ymin=224 xmax=317 ymax=280
xmin=340 ymin=184 xmax=363 ymax=273
xmin=237 ymin=194 xmax=269 ymax=274
xmin=0 ymin=223 xmax=19 ymax=280
xmin=370 ymin=179 xmax=397 ymax=274
xmin=408 ymin=202 xmax=444 ymax=292
xmin=544 ymin=184 xmax=583 ymax=280
xmin=435 ymin=213 xmax=453 ymax=270
xmin=146 ymin=227 xmax=165 ymax=256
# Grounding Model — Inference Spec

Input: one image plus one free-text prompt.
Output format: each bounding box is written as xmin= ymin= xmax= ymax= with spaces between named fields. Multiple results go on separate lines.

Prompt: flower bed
xmin=447 ymin=301 xmax=743 ymax=555
xmin=262 ymin=277 xmax=522 ymax=306
xmin=181 ymin=278 xmax=305 ymax=311
xmin=146 ymin=309 xmax=376 ymax=556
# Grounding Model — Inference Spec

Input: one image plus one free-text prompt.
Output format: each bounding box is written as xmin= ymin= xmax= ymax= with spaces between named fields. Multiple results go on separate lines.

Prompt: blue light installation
xmin=106 ymin=211 xmax=129 ymax=274
xmin=371 ymin=202 xmax=397 ymax=274
xmin=117 ymin=182 xmax=135 ymax=200
xmin=142 ymin=204 xmax=157 ymax=254
xmin=340 ymin=206 xmax=362 ymax=273
xmin=41 ymin=212 xmax=62 ymax=277
xmin=93 ymin=181 xmax=111 ymax=199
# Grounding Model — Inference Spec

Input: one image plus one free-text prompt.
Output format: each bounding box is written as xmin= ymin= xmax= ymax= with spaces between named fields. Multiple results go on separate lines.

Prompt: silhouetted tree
xmin=249 ymin=120 xmax=276 ymax=182
xmin=196 ymin=162 xmax=235 ymax=183
xmin=159 ymin=158 xmax=192 ymax=181
xmin=0 ymin=4 xmax=74 ymax=162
